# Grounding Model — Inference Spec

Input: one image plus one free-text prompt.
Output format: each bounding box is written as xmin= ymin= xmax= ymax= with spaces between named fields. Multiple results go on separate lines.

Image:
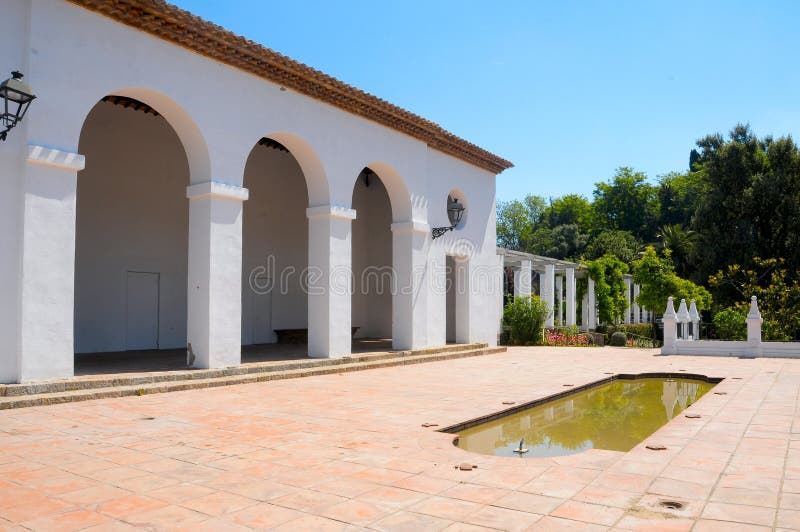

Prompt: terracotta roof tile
xmin=67 ymin=0 xmax=513 ymax=174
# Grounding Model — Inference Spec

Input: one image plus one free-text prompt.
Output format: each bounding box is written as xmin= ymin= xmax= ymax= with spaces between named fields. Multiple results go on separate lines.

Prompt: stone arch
xmin=261 ymin=132 xmax=330 ymax=207
xmin=354 ymin=161 xmax=413 ymax=223
xmin=78 ymin=87 xmax=211 ymax=184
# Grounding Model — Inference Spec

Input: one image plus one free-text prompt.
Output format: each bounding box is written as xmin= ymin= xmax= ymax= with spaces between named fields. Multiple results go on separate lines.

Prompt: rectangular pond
xmin=445 ymin=373 xmax=720 ymax=458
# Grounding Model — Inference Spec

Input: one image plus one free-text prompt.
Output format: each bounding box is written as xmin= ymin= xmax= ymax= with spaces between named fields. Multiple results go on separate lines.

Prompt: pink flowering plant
xmin=543 ymin=325 xmax=592 ymax=347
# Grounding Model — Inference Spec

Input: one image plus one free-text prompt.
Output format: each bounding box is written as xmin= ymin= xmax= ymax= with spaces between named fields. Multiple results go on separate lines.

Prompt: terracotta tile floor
xmin=1 ymin=346 xmax=799 ymax=530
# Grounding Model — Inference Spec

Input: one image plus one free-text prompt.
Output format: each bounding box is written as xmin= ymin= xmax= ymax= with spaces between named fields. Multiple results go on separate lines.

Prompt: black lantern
xmin=432 ymin=196 xmax=466 ymax=239
xmin=0 ymin=71 xmax=36 ymax=141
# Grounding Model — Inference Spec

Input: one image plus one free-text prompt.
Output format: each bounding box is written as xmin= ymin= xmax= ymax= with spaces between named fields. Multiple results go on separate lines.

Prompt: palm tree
xmin=657 ymin=224 xmax=699 ymax=276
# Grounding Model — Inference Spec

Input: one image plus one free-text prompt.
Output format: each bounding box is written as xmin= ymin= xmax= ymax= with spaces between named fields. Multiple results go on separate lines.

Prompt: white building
xmin=0 ymin=0 xmax=512 ymax=383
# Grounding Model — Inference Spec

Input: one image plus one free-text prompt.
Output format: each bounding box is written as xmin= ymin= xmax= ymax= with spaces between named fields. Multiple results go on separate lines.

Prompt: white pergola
xmin=497 ymin=248 xmax=651 ymax=331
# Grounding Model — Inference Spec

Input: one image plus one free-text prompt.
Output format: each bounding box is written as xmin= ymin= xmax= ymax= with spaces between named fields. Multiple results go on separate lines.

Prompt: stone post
xmin=307 ymin=205 xmax=356 ymax=358
xmin=565 ymin=267 xmax=576 ymax=326
xmin=676 ymin=299 xmax=690 ymax=340
xmin=688 ymin=299 xmax=700 ymax=341
xmin=747 ymin=295 xmax=763 ymax=357
xmin=187 ymin=181 xmax=248 ymax=369
xmin=661 ymin=297 xmax=678 ymax=355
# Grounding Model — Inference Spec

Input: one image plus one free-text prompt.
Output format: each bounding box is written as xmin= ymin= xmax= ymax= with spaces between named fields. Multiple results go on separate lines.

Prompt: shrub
xmin=543 ymin=326 xmax=592 ymax=346
xmin=596 ymin=323 xmax=654 ymax=339
xmin=503 ymin=296 xmax=549 ymax=345
xmin=609 ymin=331 xmax=627 ymax=346
xmin=713 ymin=307 xmax=746 ymax=340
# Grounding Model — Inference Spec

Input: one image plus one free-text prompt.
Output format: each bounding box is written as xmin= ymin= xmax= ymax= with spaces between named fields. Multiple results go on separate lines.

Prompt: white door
xmin=252 ymin=276 xmax=275 ymax=344
xmin=126 ymin=271 xmax=159 ymax=350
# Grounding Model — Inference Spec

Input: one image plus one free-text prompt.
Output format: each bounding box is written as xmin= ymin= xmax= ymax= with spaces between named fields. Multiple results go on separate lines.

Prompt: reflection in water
xmin=455 ymin=377 xmax=715 ymax=458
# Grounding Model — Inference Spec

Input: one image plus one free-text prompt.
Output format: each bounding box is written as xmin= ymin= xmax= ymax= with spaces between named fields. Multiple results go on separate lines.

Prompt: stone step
xmin=0 ymin=345 xmax=505 ymax=409
xmin=0 ymin=342 xmax=488 ymax=397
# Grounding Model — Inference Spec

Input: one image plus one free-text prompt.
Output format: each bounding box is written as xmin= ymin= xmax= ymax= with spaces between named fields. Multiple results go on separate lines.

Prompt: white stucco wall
xmin=74 ymin=102 xmax=189 ymax=353
xmin=1 ymin=0 xmax=505 ymax=381
xmin=0 ymin=0 xmax=29 ymax=382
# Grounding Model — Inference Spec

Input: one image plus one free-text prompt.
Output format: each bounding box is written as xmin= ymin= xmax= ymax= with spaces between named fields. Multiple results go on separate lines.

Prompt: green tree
xmin=584 ymin=230 xmax=641 ymax=264
xmin=543 ymin=224 xmax=588 ymax=260
xmin=587 ymin=255 xmax=629 ymax=324
xmin=657 ymin=171 xmax=703 ymax=229
xmin=632 ymin=247 xmax=711 ymax=320
xmin=656 ymin=224 xmax=699 ymax=276
xmin=709 ymin=258 xmax=800 ymax=341
xmin=496 ymin=195 xmax=549 ymax=252
xmin=547 ymin=194 xmax=595 ymax=233
xmin=593 ymin=167 xmax=660 ymax=242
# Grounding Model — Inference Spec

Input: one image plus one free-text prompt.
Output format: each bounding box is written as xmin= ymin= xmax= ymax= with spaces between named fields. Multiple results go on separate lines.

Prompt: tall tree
xmin=593 ymin=167 xmax=660 ymax=242
xmin=584 ymin=230 xmax=641 ymax=264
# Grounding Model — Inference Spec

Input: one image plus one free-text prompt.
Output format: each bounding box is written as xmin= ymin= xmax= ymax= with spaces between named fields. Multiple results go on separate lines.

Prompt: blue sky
xmin=172 ymin=0 xmax=800 ymax=202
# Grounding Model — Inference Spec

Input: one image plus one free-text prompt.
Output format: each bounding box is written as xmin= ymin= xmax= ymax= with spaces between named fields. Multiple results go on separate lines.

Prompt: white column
xmin=17 ymin=146 xmax=85 ymax=382
xmin=661 ymin=297 xmax=678 ymax=355
xmin=676 ymin=298 xmax=690 ymax=340
xmin=581 ymin=291 xmax=589 ymax=331
xmin=497 ymin=254 xmax=506 ymax=336
xmin=307 ymin=205 xmax=355 ymax=358
xmin=746 ymin=296 xmax=763 ymax=357
xmin=391 ymin=220 xmax=430 ymax=350
xmin=565 ymin=267 xmax=576 ymax=327
xmin=543 ymin=264 xmax=555 ymax=327
xmin=633 ymin=284 xmax=641 ymax=324
xmin=555 ymin=275 xmax=563 ymax=326
xmin=187 ymin=181 xmax=248 ymax=369
xmin=513 ymin=259 xmax=532 ymax=298
xmin=624 ymin=278 xmax=632 ymax=324
xmin=587 ymin=277 xmax=596 ymax=329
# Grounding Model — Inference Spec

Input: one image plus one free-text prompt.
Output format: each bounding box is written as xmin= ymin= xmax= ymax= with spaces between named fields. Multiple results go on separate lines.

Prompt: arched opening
xmin=241 ymin=137 xmax=309 ymax=353
xmin=351 ymin=167 xmax=394 ymax=347
xmin=74 ymin=95 xmax=191 ymax=369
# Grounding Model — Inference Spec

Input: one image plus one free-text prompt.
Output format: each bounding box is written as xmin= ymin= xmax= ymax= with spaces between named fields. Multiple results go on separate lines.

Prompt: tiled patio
xmin=1 ymin=346 xmax=798 ymax=531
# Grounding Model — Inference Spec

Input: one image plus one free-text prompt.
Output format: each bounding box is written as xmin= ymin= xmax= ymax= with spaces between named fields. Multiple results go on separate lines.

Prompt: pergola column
xmin=391 ymin=220 xmax=431 ymax=350
xmin=624 ymin=277 xmax=632 ymax=324
xmin=565 ymin=267 xmax=576 ymax=326
xmin=307 ymin=205 xmax=356 ymax=358
xmin=186 ymin=181 xmax=248 ymax=369
xmin=633 ymin=284 xmax=641 ymax=324
xmin=513 ymin=259 xmax=532 ymax=298
xmin=543 ymin=263 xmax=555 ymax=327
xmin=555 ymin=275 xmax=563 ymax=326
xmin=17 ymin=146 xmax=85 ymax=382
xmin=587 ymin=277 xmax=596 ymax=329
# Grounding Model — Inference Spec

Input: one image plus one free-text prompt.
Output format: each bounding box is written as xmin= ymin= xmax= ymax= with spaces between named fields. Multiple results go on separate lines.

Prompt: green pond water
xmin=454 ymin=377 xmax=716 ymax=458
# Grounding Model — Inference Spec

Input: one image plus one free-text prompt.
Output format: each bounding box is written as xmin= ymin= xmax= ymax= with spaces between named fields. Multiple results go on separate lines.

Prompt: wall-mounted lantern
xmin=432 ymin=196 xmax=465 ymax=239
xmin=0 ymin=71 xmax=36 ymax=141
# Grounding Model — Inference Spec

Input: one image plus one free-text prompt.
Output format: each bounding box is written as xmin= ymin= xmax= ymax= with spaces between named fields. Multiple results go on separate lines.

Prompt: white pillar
xmin=746 ymin=296 xmax=763 ymax=357
xmin=565 ymin=267 xmax=576 ymax=326
xmin=391 ymin=220 xmax=430 ymax=350
xmin=688 ymin=299 xmax=700 ymax=340
xmin=497 ymin=254 xmax=506 ymax=336
xmin=587 ymin=277 xmax=596 ymax=329
xmin=307 ymin=205 xmax=355 ymax=358
xmin=513 ymin=259 xmax=532 ymax=298
xmin=661 ymin=297 xmax=678 ymax=355
xmin=633 ymin=284 xmax=641 ymax=324
xmin=17 ymin=146 xmax=85 ymax=382
xmin=676 ymin=298 xmax=690 ymax=340
xmin=187 ymin=181 xmax=248 ymax=369
xmin=543 ymin=264 xmax=555 ymax=327
xmin=624 ymin=278 xmax=632 ymax=324
xmin=581 ymin=291 xmax=589 ymax=331
xmin=555 ymin=275 xmax=563 ymax=326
